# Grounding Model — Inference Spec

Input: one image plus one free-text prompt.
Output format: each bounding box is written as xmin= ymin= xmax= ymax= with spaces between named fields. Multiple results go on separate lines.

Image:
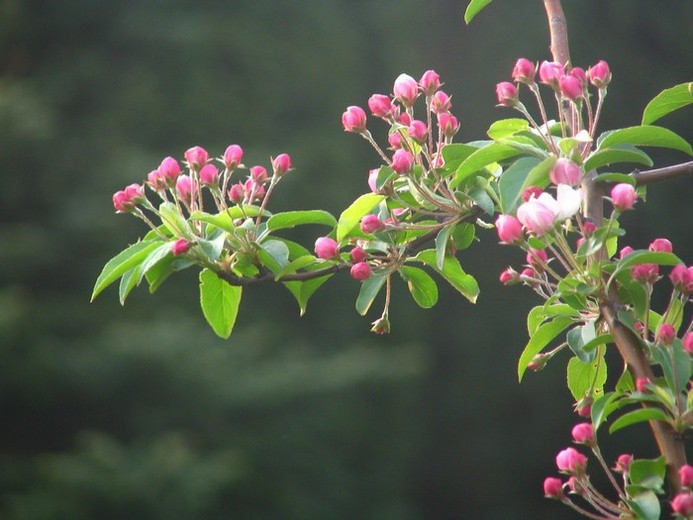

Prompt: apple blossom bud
xmin=635 ymin=321 xmax=645 ymax=333
xmin=419 ymin=70 xmax=441 ymax=96
xmin=683 ymin=332 xmax=693 ymax=355
xmin=199 ymin=164 xmax=219 ymax=185
xmin=314 ymin=237 xmax=339 ymax=259
xmin=576 ymin=237 xmax=585 ymax=248
xmin=669 ymin=264 xmax=692 ymax=293
xmin=368 ymin=169 xmax=379 ymax=193
xmin=370 ymin=315 xmax=390 ymax=334
xmin=113 ymin=183 xmax=144 ymax=213
xmin=499 ymin=267 xmax=519 ymax=285
xmin=512 ymin=58 xmax=535 ymax=83
xmin=555 ymin=447 xmax=587 ymax=474
xmin=350 ymin=261 xmax=372 ymax=281
xmin=583 ymin=221 xmax=596 ymax=235
xmin=680 ymin=465 xmax=693 ymax=488
xmin=431 ymin=91 xmax=452 ymax=114
xmin=528 ymin=353 xmax=548 ymax=372
xmin=437 ymin=112 xmax=459 ymax=138
xmin=342 ymin=106 xmax=367 ymax=133
xmin=522 ymin=186 xmax=543 ymax=201
xmin=559 ymin=75 xmax=583 ymax=100
xmin=671 ymin=493 xmax=693 ymax=516
xmin=526 ymin=248 xmax=549 ymax=270
xmin=656 ymin=323 xmax=676 ymax=345
xmin=391 ymin=149 xmax=414 ymax=175
xmin=521 ymin=267 xmax=537 ymax=283
xmin=496 ymin=81 xmax=518 ymax=107
xmin=495 ymin=214 xmax=523 ymax=244
xmin=611 ymin=183 xmax=637 ymax=211
xmin=550 ymin=158 xmax=582 ymax=186
xmin=567 ymin=476 xmax=586 ymax=496
xmin=543 ymin=477 xmax=564 ymax=499
xmin=649 ymin=238 xmax=673 ymax=253
xmin=159 ymin=156 xmax=182 ymax=183
xmin=397 ymin=111 xmax=411 ymax=126
xmin=570 ymin=67 xmax=587 ymax=88
xmin=171 ymin=238 xmax=191 ymax=256
xmin=571 ymin=423 xmax=595 ymax=445
xmin=185 ymin=146 xmax=209 ymax=169
xmin=516 ymin=196 xmax=557 ymax=235
xmin=176 ymin=175 xmax=196 ymax=203
xmin=350 ymin=247 xmax=366 ymax=263
xmin=538 ymin=60 xmax=565 ymax=86
xmin=576 ymin=403 xmax=591 ymax=418
xmin=393 ymin=73 xmax=419 ymax=106
xmin=619 ymin=246 xmax=635 ymax=259
xmin=223 ymin=144 xmax=244 ymax=169
xmin=244 ymin=178 xmax=265 ymax=201
xmin=250 ymin=166 xmax=268 ymax=184
xmin=614 ymin=454 xmax=633 ymax=473
xmin=588 ymin=60 xmax=611 ymax=89
xmin=360 ymin=214 xmax=384 ymax=234
xmin=635 ymin=377 xmax=651 ymax=393
xmin=407 ymin=120 xmax=428 ymax=143
xmin=272 ymin=153 xmax=292 ymax=176
xmin=147 ymin=169 xmax=167 ymax=191
xmin=368 ymin=94 xmax=394 ymax=119
xmin=388 ymin=131 xmax=403 ymax=149
xmin=228 ymin=182 xmax=245 ymax=203
xmin=631 ymin=263 xmax=659 ymax=284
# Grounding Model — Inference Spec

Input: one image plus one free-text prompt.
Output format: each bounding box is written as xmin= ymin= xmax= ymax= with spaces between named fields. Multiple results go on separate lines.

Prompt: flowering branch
xmin=632 ymin=160 xmax=693 ymax=186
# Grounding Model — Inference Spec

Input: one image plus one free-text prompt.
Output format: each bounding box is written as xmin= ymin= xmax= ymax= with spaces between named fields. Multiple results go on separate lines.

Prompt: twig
xmin=631 ymin=160 xmax=693 ymax=185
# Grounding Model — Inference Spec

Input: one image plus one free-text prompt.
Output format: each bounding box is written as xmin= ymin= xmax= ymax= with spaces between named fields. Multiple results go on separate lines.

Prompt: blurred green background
xmin=0 ymin=1 xmax=691 ymax=518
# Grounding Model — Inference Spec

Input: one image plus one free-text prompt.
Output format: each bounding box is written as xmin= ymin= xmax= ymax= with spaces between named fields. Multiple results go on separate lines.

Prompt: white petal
xmin=556 ymin=184 xmax=582 ymax=220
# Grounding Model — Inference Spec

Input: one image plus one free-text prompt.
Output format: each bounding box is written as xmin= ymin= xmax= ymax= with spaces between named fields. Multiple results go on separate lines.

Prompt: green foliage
xmin=642 ymin=82 xmax=693 ymax=125
xmin=199 ymin=269 xmax=242 ymax=338
xmin=464 ymin=0 xmax=493 ymax=24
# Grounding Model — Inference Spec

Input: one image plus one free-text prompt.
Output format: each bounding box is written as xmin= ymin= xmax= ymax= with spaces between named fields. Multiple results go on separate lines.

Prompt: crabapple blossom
xmin=670 ymin=264 xmax=692 ymax=293
xmin=683 ymin=332 xmax=693 ymax=355
xmin=631 ymin=263 xmax=659 ymax=284
xmin=543 ymin=477 xmax=564 ymax=499
xmin=649 ymin=238 xmax=673 ymax=253
xmin=223 ymin=144 xmax=243 ymax=169
xmin=495 ymin=214 xmax=523 ymax=243
xmin=250 ymin=165 xmax=268 ymax=184
xmin=159 ymin=156 xmax=181 ymax=183
xmin=550 ymin=158 xmax=581 ymax=186
xmin=588 ymin=60 xmax=611 ymax=88
xmin=555 ymin=447 xmax=587 ymax=474
xmin=272 ymin=153 xmax=292 ymax=176
xmin=419 ymin=69 xmax=441 ymax=95
xmin=350 ymin=261 xmax=372 ymax=281
xmin=367 ymin=169 xmax=379 ymax=192
xmin=185 ymin=146 xmax=209 ymax=169
xmin=614 ymin=454 xmax=633 ymax=473
xmin=172 ymin=238 xmax=191 ymax=256
xmin=495 ymin=82 xmax=518 ymax=106
xmin=512 ymin=58 xmax=535 ymax=83
xmin=314 ymin=237 xmax=339 ymax=259
xmin=350 ymin=247 xmax=366 ymax=263
xmin=113 ymin=183 xmax=144 ymax=213
xmin=393 ymin=73 xmax=419 ymax=106
xmin=619 ymin=246 xmax=634 ymax=259
xmin=680 ymin=465 xmax=693 ymax=488
xmin=571 ymin=423 xmax=595 ymax=445
xmin=671 ymin=493 xmax=693 ymax=516
xmin=499 ymin=267 xmax=519 ymax=285
xmin=521 ymin=186 xmax=543 ymax=201
xmin=538 ymin=60 xmax=565 ymax=85
xmin=656 ymin=323 xmax=675 ymax=345
xmin=342 ymin=106 xmax=367 ymax=133
xmin=431 ymin=91 xmax=451 ymax=114
xmin=559 ymin=74 xmax=582 ymax=100
xmin=611 ymin=183 xmax=637 ymax=211
xmin=368 ymin=94 xmax=393 ymax=118
xmin=407 ymin=120 xmax=427 ymax=142
xmin=199 ymin=164 xmax=219 ymax=185
xmin=391 ymin=149 xmax=414 ymax=175
xmin=360 ymin=214 xmax=384 ymax=234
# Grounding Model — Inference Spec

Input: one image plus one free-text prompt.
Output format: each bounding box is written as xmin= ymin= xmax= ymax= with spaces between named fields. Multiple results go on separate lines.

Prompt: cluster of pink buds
xmin=672 ymin=466 xmax=693 ymax=517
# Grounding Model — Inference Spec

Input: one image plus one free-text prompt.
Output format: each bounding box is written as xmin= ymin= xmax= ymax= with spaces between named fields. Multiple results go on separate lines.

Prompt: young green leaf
xmin=566 ymin=354 xmax=607 ymax=401
xmin=413 ymin=250 xmax=479 ymax=303
xmin=597 ymin=125 xmax=693 ymax=156
xmin=336 ymin=193 xmax=385 ymax=242
xmin=355 ymin=274 xmax=387 ymax=316
xmin=441 ymin=143 xmax=479 ymax=173
xmin=451 ymin=142 xmax=519 ymax=188
xmin=583 ymin=144 xmax=653 ymax=171
xmin=91 ymin=241 xmax=162 ymax=301
xmin=642 ymin=82 xmax=693 ymax=125
xmin=626 ymin=491 xmax=661 ymax=520
xmin=435 ymin=225 xmax=453 ymax=270
xmin=608 ymin=408 xmax=669 ymax=434
xmin=266 ymin=210 xmax=337 ymax=231
xmin=487 ymin=118 xmax=529 ymax=140
xmin=400 ymin=266 xmax=438 ymax=309
xmin=518 ymin=317 xmax=574 ymax=381
xmin=498 ymin=156 xmax=543 ymax=214
xmin=199 ymin=269 xmax=242 ymax=339
xmin=463 ymin=0 xmax=492 ymax=24
xmin=284 ymin=273 xmax=333 ymax=316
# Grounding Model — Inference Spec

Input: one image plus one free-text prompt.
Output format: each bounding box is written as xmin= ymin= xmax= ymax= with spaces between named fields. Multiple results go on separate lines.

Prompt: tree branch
xmin=543 ymin=0 xmax=571 ymax=65
xmin=632 ymin=160 xmax=693 ymax=185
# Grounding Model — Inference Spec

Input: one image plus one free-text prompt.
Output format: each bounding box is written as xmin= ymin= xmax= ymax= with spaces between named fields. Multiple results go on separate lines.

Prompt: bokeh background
xmin=1 ymin=1 xmax=691 ymax=518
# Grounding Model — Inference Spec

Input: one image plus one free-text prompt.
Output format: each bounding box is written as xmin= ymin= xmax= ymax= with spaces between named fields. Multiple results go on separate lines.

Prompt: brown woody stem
xmin=632 ymin=160 xmax=693 ymax=185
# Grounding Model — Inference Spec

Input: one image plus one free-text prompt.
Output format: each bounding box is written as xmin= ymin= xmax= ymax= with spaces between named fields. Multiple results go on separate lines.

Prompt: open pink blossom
xmin=550 ymin=158 xmax=581 ymax=186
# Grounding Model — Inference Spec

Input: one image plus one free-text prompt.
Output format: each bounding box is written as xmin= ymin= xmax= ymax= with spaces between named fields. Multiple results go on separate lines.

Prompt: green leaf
xmin=566 ymin=354 xmax=607 ymax=401
xmin=276 ymin=255 xmax=319 ymax=278
xmin=518 ymin=317 xmax=574 ymax=381
xmin=598 ymin=125 xmax=693 ymax=156
xmin=197 ymin=232 xmax=226 ymax=262
xmin=628 ymin=457 xmax=667 ymax=494
xmin=284 ymin=274 xmax=332 ymax=316
xmin=642 ymin=82 xmax=693 ymax=125
xmin=527 ymin=304 xmax=579 ymax=337
xmin=487 ymin=118 xmax=529 ymax=140
xmin=190 ymin=206 xmax=268 ymax=233
xmin=159 ymin=202 xmax=193 ymax=238
xmin=498 ymin=157 xmax=543 ymax=214
xmin=608 ymin=251 xmax=682 ymax=289
xmin=626 ymin=491 xmax=661 ymax=520
xmin=435 ymin=226 xmax=453 ymax=270
xmin=441 ymin=143 xmax=479 ymax=172
xmin=468 ymin=186 xmax=495 ymax=215
xmin=337 ymin=193 xmax=385 ymax=242
xmin=267 ymin=210 xmax=337 ymax=231
xmin=583 ymin=143 xmax=653 ymax=171
xmin=464 ymin=0 xmax=492 ymax=23
xmin=257 ymin=239 xmax=290 ymax=274
xmin=652 ymin=340 xmax=691 ymax=393
xmin=400 ymin=266 xmax=438 ymax=309
xmin=593 ymin=172 xmax=637 ymax=186
xmin=451 ymin=143 xmax=519 ymax=188
xmin=118 ymin=267 xmax=139 ymax=305
xmin=591 ymin=392 xmax=621 ymax=431
xmin=451 ymin=222 xmax=475 ymax=251
xmin=608 ymin=408 xmax=669 ymax=434
xmin=414 ymin=250 xmax=479 ymax=303
xmin=566 ymin=321 xmax=597 ymax=363
xmin=355 ymin=274 xmax=387 ymax=316
xmin=91 ymin=241 xmax=161 ymax=301
xmin=199 ymin=269 xmax=242 ymax=339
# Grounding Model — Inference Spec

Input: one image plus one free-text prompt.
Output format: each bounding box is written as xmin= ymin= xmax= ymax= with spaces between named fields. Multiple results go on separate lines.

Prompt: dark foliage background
xmin=0 ymin=1 xmax=690 ymax=518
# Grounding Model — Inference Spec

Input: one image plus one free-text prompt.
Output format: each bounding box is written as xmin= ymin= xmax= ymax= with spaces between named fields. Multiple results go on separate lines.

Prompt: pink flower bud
xmin=159 ymin=156 xmax=182 ymax=183
xmin=614 ymin=454 xmax=633 ymax=473
xmin=228 ymin=182 xmax=245 ymax=203
xmin=368 ymin=169 xmax=379 ymax=192
xmin=543 ymin=477 xmax=564 ymax=499
xmin=672 ymin=493 xmax=693 ymax=516
xmin=576 ymin=403 xmax=592 ymax=418
xmin=398 ymin=111 xmax=411 ymax=126
xmin=430 ymin=91 xmax=452 ymax=114
xmin=272 ymin=153 xmax=292 ymax=176
xmin=559 ymin=75 xmax=583 ymax=100
xmin=538 ymin=60 xmax=565 ymax=86
xmin=550 ymin=158 xmax=582 ymax=186
xmin=588 ymin=60 xmax=611 ymax=89
xmin=635 ymin=321 xmax=645 ymax=333
xmin=567 ymin=476 xmax=586 ymax=495
xmin=113 ymin=183 xmax=144 ymax=213
xmin=555 ymin=447 xmax=587 ymax=474
xmin=649 ymin=238 xmax=673 ymax=253
xmin=147 ymin=169 xmax=167 ymax=191
xmin=495 ymin=81 xmax=518 ymax=107
xmin=223 ymin=144 xmax=243 ymax=169
xmin=176 ymin=175 xmax=196 ymax=203
xmin=520 ymin=267 xmax=537 ymax=282
xmin=495 ymin=214 xmax=523 ymax=243
xmin=631 ymin=263 xmax=659 ymax=284
xmin=393 ymin=73 xmax=419 ymax=106
xmin=526 ymin=248 xmax=549 ymax=270
xmin=419 ymin=70 xmax=441 ymax=95
xmin=680 ymin=465 xmax=693 ymax=488
xmin=611 ymin=183 xmax=637 ymax=211
xmin=314 ymin=237 xmax=339 ymax=259
xmin=619 ymin=246 xmax=635 ymax=259
xmin=407 ymin=120 xmax=428 ymax=143
xmin=388 ymin=131 xmax=403 ymax=149
xmin=635 ymin=377 xmax=651 ymax=393
xmin=199 ymin=164 xmax=219 ymax=185
xmin=250 ymin=165 xmax=268 ymax=184
xmin=656 ymin=323 xmax=676 ymax=345
xmin=522 ymin=186 xmax=543 ymax=201
xmin=171 ymin=238 xmax=191 ymax=256
xmin=516 ymin=196 xmax=558 ymax=235
xmin=368 ymin=94 xmax=394 ymax=119
xmin=570 ymin=67 xmax=587 ymax=88
xmin=583 ymin=221 xmax=596 ymax=235
xmin=670 ymin=264 xmax=692 ymax=293
xmin=350 ymin=261 xmax=372 ymax=281
xmin=576 ymin=237 xmax=586 ymax=248
xmin=437 ymin=112 xmax=459 ymax=138
xmin=512 ymin=58 xmax=535 ymax=83
xmin=391 ymin=149 xmax=414 ymax=175
xmin=360 ymin=214 xmax=384 ymax=234
xmin=683 ymin=332 xmax=693 ymax=355
xmin=244 ymin=178 xmax=265 ymax=201
xmin=184 ymin=146 xmax=209 ymax=169
xmin=499 ymin=267 xmax=519 ymax=285
xmin=528 ymin=353 xmax=548 ymax=372
xmin=350 ymin=247 xmax=366 ymax=263
xmin=571 ymin=423 xmax=595 ymax=445
xmin=342 ymin=105 xmax=367 ymax=133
